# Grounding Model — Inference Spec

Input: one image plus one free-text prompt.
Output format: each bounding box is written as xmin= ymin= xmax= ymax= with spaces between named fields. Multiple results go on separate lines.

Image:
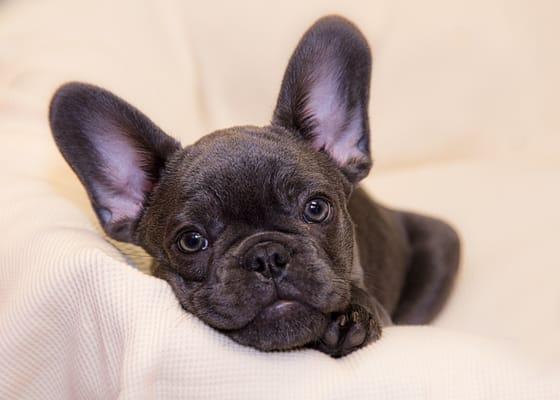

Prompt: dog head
xmin=49 ymin=16 xmax=373 ymax=350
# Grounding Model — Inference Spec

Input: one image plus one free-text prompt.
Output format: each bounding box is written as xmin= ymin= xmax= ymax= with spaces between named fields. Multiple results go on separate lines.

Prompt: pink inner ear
xmin=90 ymin=121 xmax=152 ymax=223
xmin=306 ymin=68 xmax=365 ymax=166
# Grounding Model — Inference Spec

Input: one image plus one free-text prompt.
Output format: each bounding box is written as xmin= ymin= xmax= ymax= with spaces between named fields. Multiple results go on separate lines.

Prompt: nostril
xmin=242 ymin=242 xmax=290 ymax=278
xmin=246 ymin=255 xmax=266 ymax=273
xmin=256 ymin=257 xmax=266 ymax=272
xmin=272 ymin=252 xmax=288 ymax=268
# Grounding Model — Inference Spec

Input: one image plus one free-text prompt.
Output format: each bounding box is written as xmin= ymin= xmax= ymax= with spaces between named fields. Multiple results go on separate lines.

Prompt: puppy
xmin=49 ymin=16 xmax=460 ymax=358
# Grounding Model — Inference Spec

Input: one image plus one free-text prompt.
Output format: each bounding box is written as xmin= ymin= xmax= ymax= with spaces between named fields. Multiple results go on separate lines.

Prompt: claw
xmin=337 ymin=314 xmax=347 ymax=327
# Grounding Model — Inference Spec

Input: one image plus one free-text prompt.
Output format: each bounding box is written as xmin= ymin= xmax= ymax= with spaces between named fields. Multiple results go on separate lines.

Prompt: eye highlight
xmin=177 ymin=231 xmax=209 ymax=253
xmin=303 ymin=198 xmax=331 ymax=223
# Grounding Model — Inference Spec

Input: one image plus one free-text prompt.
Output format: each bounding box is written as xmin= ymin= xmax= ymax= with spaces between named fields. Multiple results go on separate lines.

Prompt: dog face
xmin=49 ymin=16 xmax=373 ymax=350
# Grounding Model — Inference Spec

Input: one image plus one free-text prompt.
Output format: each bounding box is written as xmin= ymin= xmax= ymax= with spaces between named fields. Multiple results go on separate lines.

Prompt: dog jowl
xmin=49 ymin=16 xmax=460 ymax=357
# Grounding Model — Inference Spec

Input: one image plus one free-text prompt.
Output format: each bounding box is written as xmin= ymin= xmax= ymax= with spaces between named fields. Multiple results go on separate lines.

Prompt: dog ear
xmin=49 ymin=82 xmax=181 ymax=243
xmin=272 ymin=16 xmax=373 ymax=183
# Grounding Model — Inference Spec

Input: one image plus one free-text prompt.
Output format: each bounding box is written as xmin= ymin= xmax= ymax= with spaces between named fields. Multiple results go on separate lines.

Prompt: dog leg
xmin=392 ymin=212 xmax=461 ymax=324
xmin=313 ymin=286 xmax=390 ymax=358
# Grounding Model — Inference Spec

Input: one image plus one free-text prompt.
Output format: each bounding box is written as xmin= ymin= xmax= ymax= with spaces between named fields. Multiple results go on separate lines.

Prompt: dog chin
xmin=225 ymin=300 xmax=328 ymax=351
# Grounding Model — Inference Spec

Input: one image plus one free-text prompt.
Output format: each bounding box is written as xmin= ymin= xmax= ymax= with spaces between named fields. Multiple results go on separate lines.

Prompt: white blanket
xmin=1 ymin=0 xmax=559 ymax=398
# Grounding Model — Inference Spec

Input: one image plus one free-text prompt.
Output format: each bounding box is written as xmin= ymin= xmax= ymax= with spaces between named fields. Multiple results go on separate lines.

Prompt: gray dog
xmin=49 ymin=16 xmax=460 ymax=358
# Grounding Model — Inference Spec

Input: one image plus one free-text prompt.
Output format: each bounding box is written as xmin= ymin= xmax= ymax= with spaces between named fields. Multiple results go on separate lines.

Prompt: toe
xmin=322 ymin=321 xmax=341 ymax=348
xmin=342 ymin=322 xmax=367 ymax=350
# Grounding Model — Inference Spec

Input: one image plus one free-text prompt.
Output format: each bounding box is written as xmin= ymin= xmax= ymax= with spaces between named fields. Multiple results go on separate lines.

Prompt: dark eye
xmin=303 ymin=198 xmax=331 ymax=223
xmin=177 ymin=231 xmax=209 ymax=253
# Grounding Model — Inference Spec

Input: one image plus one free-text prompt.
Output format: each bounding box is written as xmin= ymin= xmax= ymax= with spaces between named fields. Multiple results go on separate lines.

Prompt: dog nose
xmin=242 ymin=241 xmax=290 ymax=279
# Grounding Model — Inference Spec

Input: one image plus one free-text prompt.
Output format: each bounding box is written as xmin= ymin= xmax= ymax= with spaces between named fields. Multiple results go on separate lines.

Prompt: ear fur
xmin=49 ymin=82 xmax=181 ymax=243
xmin=273 ymin=16 xmax=373 ymax=183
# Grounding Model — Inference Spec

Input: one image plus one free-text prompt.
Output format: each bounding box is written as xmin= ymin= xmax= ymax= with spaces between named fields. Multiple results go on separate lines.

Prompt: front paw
xmin=314 ymin=303 xmax=382 ymax=358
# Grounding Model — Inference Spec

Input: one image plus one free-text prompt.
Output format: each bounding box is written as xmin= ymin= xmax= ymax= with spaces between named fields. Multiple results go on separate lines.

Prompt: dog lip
xmin=260 ymin=300 xmax=300 ymax=318
xmin=270 ymin=300 xmax=296 ymax=311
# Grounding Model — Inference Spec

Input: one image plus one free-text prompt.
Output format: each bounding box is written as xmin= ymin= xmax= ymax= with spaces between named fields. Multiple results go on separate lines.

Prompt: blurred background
xmin=1 ymin=0 xmax=559 ymax=362
xmin=3 ymin=0 xmax=559 ymax=166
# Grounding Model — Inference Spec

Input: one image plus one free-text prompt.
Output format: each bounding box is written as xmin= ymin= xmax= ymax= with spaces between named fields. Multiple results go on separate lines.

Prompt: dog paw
xmin=314 ymin=304 xmax=382 ymax=358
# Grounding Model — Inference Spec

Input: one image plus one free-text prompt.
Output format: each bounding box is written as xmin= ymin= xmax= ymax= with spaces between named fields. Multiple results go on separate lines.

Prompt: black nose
xmin=242 ymin=241 xmax=290 ymax=279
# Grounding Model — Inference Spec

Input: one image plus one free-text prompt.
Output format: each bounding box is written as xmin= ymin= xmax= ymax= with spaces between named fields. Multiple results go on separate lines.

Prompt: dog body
xmin=49 ymin=16 xmax=460 ymax=357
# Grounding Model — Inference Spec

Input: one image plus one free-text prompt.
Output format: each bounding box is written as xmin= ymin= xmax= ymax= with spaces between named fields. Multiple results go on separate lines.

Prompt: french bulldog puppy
xmin=49 ymin=16 xmax=460 ymax=358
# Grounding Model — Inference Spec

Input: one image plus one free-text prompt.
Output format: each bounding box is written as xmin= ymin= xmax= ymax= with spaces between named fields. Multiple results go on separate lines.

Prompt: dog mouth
xmin=160 ymin=268 xmax=336 ymax=350
xmin=259 ymin=299 xmax=304 ymax=319
xmin=224 ymin=298 xmax=328 ymax=351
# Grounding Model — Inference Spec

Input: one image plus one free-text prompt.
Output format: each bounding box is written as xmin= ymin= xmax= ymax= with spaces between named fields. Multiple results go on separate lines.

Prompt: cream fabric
xmin=1 ymin=0 xmax=559 ymax=398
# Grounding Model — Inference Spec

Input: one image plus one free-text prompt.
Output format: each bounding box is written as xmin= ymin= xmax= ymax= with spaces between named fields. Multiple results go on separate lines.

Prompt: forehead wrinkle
xmin=172 ymin=127 xmax=343 ymax=226
xmin=193 ymin=163 xmax=290 ymax=224
xmin=186 ymin=160 xmax=331 ymax=214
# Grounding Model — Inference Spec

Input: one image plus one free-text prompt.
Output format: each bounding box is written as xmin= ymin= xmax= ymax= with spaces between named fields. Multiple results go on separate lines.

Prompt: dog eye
xmin=303 ymin=198 xmax=331 ymax=223
xmin=177 ymin=231 xmax=209 ymax=253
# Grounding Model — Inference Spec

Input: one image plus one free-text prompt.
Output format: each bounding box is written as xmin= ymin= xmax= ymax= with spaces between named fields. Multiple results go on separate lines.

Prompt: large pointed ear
xmin=49 ymin=82 xmax=181 ymax=243
xmin=272 ymin=16 xmax=373 ymax=183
